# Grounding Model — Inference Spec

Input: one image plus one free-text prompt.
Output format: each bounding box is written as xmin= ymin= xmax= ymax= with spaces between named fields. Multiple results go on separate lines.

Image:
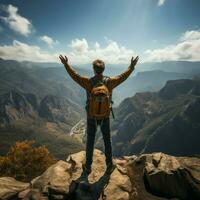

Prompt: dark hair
xmin=93 ymin=59 xmax=105 ymax=74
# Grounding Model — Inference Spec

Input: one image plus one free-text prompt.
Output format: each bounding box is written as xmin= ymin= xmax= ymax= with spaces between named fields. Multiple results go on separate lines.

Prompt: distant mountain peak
xmin=0 ymin=90 xmax=38 ymax=124
xmin=159 ymin=78 xmax=200 ymax=99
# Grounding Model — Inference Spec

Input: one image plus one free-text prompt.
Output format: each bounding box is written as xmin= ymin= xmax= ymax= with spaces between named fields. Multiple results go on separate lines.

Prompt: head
xmin=92 ymin=59 xmax=105 ymax=75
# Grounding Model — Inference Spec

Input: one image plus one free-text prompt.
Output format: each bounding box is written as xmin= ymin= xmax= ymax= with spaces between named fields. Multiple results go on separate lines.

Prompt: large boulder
xmin=24 ymin=149 xmax=132 ymax=200
xmin=0 ymin=177 xmax=30 ymax=200
xmin=143 ymin=153 xmax=200 ymax=200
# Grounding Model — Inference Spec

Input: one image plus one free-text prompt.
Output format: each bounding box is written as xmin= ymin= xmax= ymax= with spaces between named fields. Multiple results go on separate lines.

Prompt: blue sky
xmin=0 ymin=0 xmax=200 ymax=64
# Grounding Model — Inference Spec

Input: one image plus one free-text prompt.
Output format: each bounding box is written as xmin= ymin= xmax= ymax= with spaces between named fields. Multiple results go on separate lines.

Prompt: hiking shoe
xmin=105 ymin=162 xmax=116 ymax=174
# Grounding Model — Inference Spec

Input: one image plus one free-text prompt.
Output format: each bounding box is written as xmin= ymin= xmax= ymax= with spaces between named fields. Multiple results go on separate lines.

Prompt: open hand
xmin=59 ymin=55 xmax=68 ymax=65
xmin=131 ymin=56 xmax=139 ymax=69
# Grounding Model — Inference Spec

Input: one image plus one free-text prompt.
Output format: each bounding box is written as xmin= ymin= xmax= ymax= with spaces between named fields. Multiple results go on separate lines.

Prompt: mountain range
xmin=106 ymin=78 xmax=200 ymax=157
xmin=0 ymin=90 xmax=84 ymax=159
xmin=1 ymin=58 xmax=200 ymax=105
xmin=0 ymin=58 xmax=200 ymax=159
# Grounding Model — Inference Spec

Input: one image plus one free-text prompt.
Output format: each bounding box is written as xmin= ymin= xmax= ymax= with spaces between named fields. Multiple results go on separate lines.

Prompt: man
xmin=59 ymin=55 xmax=139 ymax=176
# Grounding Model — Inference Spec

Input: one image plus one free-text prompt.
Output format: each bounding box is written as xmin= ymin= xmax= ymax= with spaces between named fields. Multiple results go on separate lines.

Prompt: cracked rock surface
xmin=0 ymin=149 xmax=199 ymax=200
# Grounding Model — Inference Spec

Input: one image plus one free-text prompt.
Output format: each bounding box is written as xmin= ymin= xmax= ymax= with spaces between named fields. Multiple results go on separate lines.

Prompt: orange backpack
xmin=86 ymin=77 xmax=113 ymax=119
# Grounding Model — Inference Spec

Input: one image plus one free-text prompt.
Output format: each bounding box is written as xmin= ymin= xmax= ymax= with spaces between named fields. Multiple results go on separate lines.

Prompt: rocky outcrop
xmin=0 ymin=149 xmax=199 ymax=200
xmin=127 ymin=152 xmax=200 ymax=200
xmin=0 ymin=177 xmax=30 ymax=200
xmin=143 ymin=153 xmax=200 ymax=199
xmin=24 ymin=149 xmax=132 ymax=200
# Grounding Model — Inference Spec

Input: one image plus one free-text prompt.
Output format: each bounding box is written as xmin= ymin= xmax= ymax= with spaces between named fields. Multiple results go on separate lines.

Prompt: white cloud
xmin=70 ymin=38 xmax=89 ymax=53
xmin=94 ymin=42 xmax=100 ymax=49
xmin=180 ymin=30 xmax=200 ymax=41
xmin=145 ymin=30 xmax=200 ymax=62
xmin=0 ymin=38 xmax=136 ymax=64
xmin=0 ymin=4 xmax=32 ymax=36
xmin=158 ymin=0 xmax=166 ymax=6
xmin=68 ymin=38 xmax=136 ymax=64
xmin=0 ymin=40 xmax=58 ymax=62
xmin=40 ymin=35 xmax=59 ymax=48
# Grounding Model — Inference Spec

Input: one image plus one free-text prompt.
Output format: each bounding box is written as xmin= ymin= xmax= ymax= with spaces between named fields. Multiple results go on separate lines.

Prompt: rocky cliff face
xmin=0 ymin=59 xmax=85 ymax=105
xmin=1 ymin=149 xmax=199 ymax=200
xmin=159 ymin=79 xmax=200 ymax=99
xmin=0 ymin=90 xmax=83 ymax=126
xmin=39 ymin=94 xmax=82 ymax=124
xmin=110 ymin=78 xmax=200 ymax=157
xmin=0 ymin=91 xmax=85 ymax=159
xmin=0 ymin=91 xmax=38 ymax=124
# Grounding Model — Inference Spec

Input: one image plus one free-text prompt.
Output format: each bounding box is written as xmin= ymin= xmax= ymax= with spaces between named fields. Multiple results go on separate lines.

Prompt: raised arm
xmin=59 ymin=55 xmax=91 ymax=90
xmin=108 ymin=56 xmax=139 ymax=89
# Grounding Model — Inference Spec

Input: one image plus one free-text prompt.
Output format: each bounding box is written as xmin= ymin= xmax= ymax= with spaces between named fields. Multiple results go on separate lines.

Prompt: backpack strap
xmin=90 ymin=76 xmax=109 ymax=87
xmin=102 ymin=76 xmax=115 ymax=119
xmin=102 ymin=76 xmax=109 ymax=85
xmin=85 ymin=77 xmax=97 ymax=112
xmin=89 ymin=77 xmax=95 ymax=87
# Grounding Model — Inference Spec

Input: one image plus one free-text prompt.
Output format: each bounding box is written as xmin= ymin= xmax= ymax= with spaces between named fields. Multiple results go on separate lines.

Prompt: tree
xmin=0 ymin=140 xmax=56 ymax=181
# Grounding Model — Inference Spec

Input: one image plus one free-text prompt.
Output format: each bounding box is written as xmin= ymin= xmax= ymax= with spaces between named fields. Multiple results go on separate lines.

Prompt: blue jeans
xmin=85 ymin=117 xmax=113 ymax=169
